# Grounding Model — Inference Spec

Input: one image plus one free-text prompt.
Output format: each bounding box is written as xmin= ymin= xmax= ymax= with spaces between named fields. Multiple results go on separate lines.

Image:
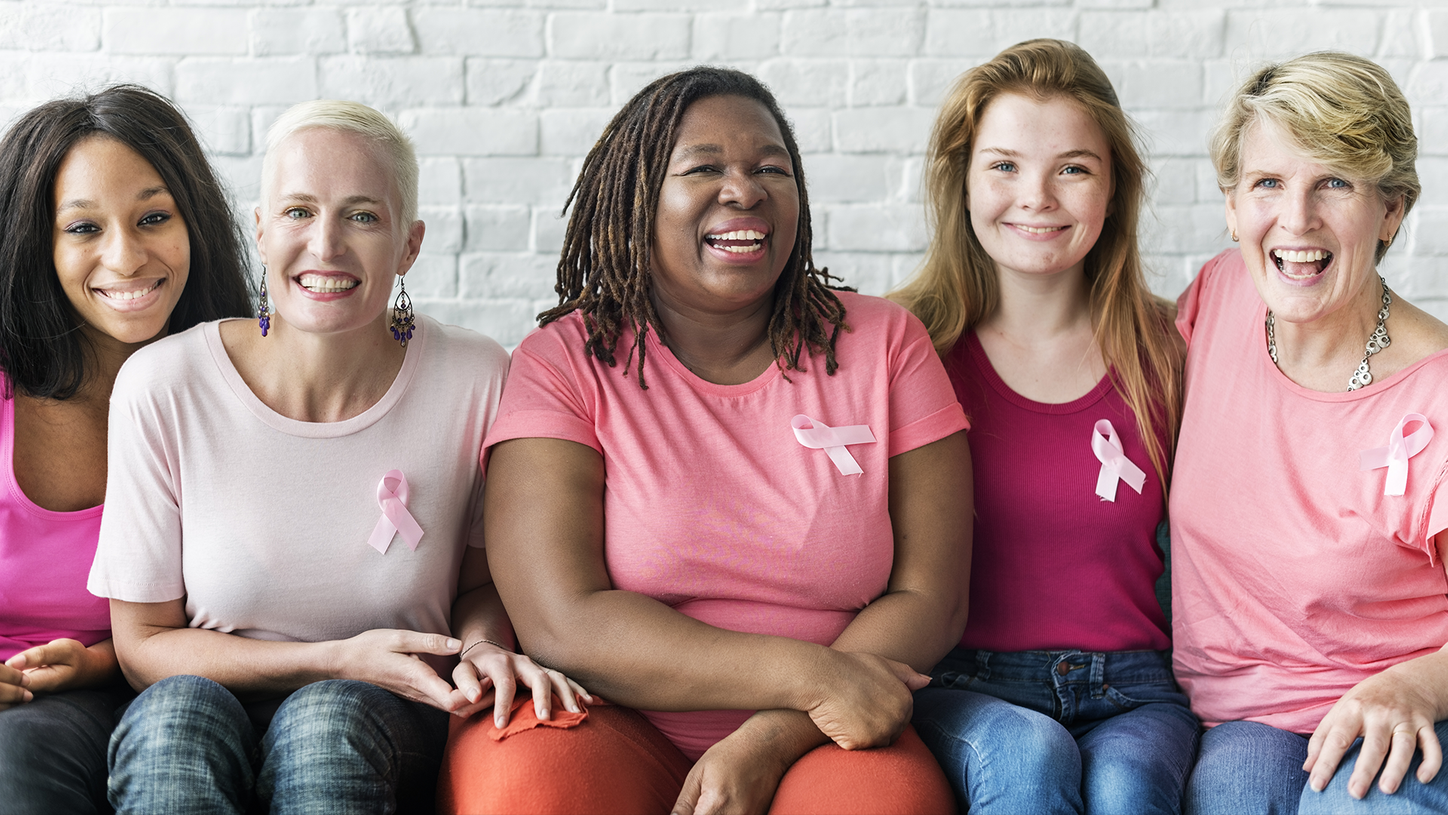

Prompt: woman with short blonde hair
xmin=1172 ymin=51 xmax=1448 ymax=814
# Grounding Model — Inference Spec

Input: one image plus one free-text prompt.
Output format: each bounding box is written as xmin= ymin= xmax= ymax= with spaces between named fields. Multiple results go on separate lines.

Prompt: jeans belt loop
xmin=1090 ymin=652 xmax=1107 ymax=699
xmin=974 ymin=649 xmax=991 ymax=681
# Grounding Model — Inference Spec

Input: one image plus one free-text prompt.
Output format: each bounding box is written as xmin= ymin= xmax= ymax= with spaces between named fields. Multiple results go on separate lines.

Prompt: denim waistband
xmin=935 ymin=647 xmax=1174 ymax=686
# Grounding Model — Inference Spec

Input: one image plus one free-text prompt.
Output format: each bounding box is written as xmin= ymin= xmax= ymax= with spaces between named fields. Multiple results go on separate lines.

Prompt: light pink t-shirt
xmin=89 ymin=316 xmax=506 ymax=653
xmin=945 ymin=331 xmax=1170 ymax=653
xmin=485 ymin=291 xmax=968 ymax=759
xmin=1171 ymin=250 xmax=1448 ymax=734
xmin=0 ymin=380 xmax=109 ymax=661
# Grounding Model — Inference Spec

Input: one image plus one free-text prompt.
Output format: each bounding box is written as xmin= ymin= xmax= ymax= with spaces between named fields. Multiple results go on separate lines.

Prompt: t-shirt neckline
xmin=965 ymin=330 xmax=1111 ymax=414
xmin=643 ymin=323 xmax=784 ymax=397
xmin=205 ymin=317 xmax=425 ymax=437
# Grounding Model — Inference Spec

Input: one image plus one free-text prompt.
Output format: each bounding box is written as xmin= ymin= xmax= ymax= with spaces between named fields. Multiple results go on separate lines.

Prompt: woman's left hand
xmin=451 ymin=641 xmax=591 ymax=727
xmin=1305 ymin=662 xmax=1448 ymax=798
xmin=671 ymin=715 xmax=799 ymax=815
xmin=4 ymin=638 xmax=117 ymax=696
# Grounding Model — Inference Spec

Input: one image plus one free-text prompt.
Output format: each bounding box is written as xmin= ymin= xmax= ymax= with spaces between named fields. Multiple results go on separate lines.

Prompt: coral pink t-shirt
xmin=946 ymin=331 xmax=1170 ymax=653
xmin=485 ymin=292 xmax=967 ymax=759
xmin=0 ymin=379 xmax=109 ymax=661
xmin=1171 ymin=250 xmax=1448 ymax=734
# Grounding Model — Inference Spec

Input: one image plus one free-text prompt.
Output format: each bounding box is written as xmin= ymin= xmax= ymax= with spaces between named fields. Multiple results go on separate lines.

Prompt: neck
xmin=1271 ymin=276 xmax=1385 ymax=389
xmin=237 ymin=313 xmax=407 ymax=422
xmin=74 ymin=325 xmax=157 ymax=404
xmin=979 ymin=264 xmax=1095 ymax=342
xmin=651 ymin=292 xmax=776 ymax=386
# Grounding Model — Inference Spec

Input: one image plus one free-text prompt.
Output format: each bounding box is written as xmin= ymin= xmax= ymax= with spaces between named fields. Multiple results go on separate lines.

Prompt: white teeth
xmin=706 ymin=230 xmax=766 ymax=241
xmin=1272 ymin=249 xmax=1330 ymax=263
xmin=720 ymin=243 xmax=763 ymax=253
xmin=1017 ymin=225 xmax=1064 ymax=234
xmin=99 ymin=282 xmax=159 ymax=300
xmin=298 ymin=274 xmax=358 ymax=292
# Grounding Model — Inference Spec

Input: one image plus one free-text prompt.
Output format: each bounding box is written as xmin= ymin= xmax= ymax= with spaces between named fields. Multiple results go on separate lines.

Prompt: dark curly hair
xmin=541 ymin=66 xmax=849 ymax=388
xmin=0 ymin=84 xmax=252 ymax=399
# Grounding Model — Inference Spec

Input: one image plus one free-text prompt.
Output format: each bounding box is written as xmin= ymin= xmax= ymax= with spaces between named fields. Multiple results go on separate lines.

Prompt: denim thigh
xmin=1298 ymin=719 xmax=1448 ymax=815
xmin=1185 ymin=720 xmax=1309 ymax=815
xmin=0 ymin=684 xmax=132 ymax=815
xmin=922 ymin=647 xmax=1197 ymax=815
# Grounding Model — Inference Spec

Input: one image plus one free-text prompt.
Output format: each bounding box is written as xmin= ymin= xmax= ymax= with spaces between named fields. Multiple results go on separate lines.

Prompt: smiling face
xmin=257 ymin=127 xmax=423 ymax=338
xmin=966 ymin=93 xmax=1113 ymax=285
xmin=1226 ymin=117 xmax=1404 ymax=328
xmin=650 ymin=94 xmax=800 ymax=321
xmin=51 ymin=136 xmax=190 ymax=350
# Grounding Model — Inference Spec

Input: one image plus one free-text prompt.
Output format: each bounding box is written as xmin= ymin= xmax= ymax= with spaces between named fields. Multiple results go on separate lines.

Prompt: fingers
xmin=396 ymin=631 xmax=462 ymax=657
xmin=529 ymin=668 xmax=552 ymax=722
xmin=1417 ymin=725 xmax=1443 ymax=784
xmin=1306 ymin=723 xmax=1356 ymax=792
xmin=671 ymin=764 xmax=705 ymax=815
xmin=492 ymin=668 xmax=517 ymax=729
xmin=451 ymin=661 xmax=493 ymax=706
xmin=0 ymin=663 xmax=26 ymax=687
xmin=1374 ymin=725 xmax=1419 ymax=795
xmin=880 ymin=656 xmax=931 ymax=691
xmin=0 ymin=678 xmax=32 ymax=707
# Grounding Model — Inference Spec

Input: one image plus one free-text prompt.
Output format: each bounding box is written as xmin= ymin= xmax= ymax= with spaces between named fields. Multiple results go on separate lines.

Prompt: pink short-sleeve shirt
xmin=485 ymin=291 xmax=967 ymax=759
xmin=1171 ymin=250 xmax=1448 ymax=734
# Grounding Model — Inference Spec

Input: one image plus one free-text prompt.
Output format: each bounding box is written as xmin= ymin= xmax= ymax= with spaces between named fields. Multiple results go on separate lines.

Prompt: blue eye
xmin=349 ymin=211 xmax=378 ymax=223
xmin=991 ymin=162 xmax=1017 ymax=173
xmin=1062 ymin=165 xmax=1086 ymax=175
xmin=285 ymin=207 xmax=310 ymax=219
xmin=1326 ymin=178 xmax=1349 ymax=189
xmin=1255 ymin=178 xmax=1279 ymax=189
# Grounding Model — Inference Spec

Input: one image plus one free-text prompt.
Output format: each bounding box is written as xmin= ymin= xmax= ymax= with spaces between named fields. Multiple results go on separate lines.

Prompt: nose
xmin=1279 ymin=187 xmax=1319 ymax=236
xmin=1018 ymin=170 xmax=1057 ymax=211
xmin=101 ymin=226 xmax=148 ymax=276
xmin=718 ymin=168 xmax=767 ymax=209
xmin=308 ymin=214 xmax=346 ymax=261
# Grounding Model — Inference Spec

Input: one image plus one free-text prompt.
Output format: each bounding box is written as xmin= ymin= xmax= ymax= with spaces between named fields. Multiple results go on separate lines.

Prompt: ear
xmin=396 ymin=220 xmax=425 ymax=277
xmin=1223 ymin=191 xmax=1239 ymax=243
xmin=1379 ymin=194 xmax=1406 ymax=245
xmin=254 ymin=206 xmax=266 ymax=265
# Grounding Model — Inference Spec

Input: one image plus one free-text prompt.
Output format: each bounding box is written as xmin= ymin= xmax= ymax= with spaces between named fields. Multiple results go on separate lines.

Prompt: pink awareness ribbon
xmin=1359 ymin=413 xmax=1434 ymax=497
xmin=792 ymin=414 xmax=875 ymax=476
xmin=1091 ymin=419 xmax=1146 ymax=502
xmin=367 ymin=469 xmax=425 ymax=554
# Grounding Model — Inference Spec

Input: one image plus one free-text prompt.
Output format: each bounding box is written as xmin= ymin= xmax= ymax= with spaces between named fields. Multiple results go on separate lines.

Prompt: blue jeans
xmin=1187 ymin=718 xmax=1448 ymax=815
xmin=914 ymin=648 xmax=1199 ymax=815
xmin=108 ymin=675 xmax=449 ymax=815
xmin=0 ymin=684 xmax=132 ymax=815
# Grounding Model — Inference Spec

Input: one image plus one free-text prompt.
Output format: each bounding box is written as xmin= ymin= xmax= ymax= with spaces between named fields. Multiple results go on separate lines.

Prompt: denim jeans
xmin=1187 ymin=718 xmax=1448 ymax=815
xmin=108 ymin=675 xmax=450 ymax=815
xmin=0 ymin=684 xmax=132 ymax=815
xmin=914 ymin=648 xmax=1199 ymax=815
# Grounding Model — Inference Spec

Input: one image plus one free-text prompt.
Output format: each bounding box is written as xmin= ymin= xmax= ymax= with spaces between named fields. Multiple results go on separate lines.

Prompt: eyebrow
xmin=275 ymin=193 xmax=388 ymax=209
xmin=672 ymin=143 xmax=792 ymax=161
xmin=977 ymin=147 xmax=1105 ymax=161
xmin=57 ymin=185 xmax=171 ymax=214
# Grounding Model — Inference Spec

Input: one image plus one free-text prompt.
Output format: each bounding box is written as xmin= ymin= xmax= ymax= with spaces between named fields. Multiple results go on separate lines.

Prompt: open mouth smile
xmin=705 ymin=229 xmax=767 ymax=254
xmin=96 ymin=281 xmax=161 ymax=301
xmin=298 ymin=273 xmax=360 ymax=293
xmin=1272 ymin=248 xmax=1333 ymax=281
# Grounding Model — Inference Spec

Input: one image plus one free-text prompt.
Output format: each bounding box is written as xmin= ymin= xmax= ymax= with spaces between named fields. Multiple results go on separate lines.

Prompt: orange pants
xmin=438 ymin=703 xmax=955 ymax=815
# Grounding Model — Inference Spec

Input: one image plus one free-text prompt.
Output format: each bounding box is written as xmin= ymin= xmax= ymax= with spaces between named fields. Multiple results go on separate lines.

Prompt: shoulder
xmin=420 ymin=315 xmax=510 ymax=377
xmin=834 ymin=291 xmax=932 ymax=349
xmin=112 ymin=321 xmax=219 ymax=403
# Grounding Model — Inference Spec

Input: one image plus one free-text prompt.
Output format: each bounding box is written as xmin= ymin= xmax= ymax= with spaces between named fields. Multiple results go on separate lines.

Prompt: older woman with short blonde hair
xmin=1172 ymin=52 xmax=1448 ymax=814
xmin=92 ymin=100 xmax=579 ymax=814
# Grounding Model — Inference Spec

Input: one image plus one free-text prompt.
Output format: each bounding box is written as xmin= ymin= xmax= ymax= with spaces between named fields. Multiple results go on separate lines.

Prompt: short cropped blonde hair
xmin=262 ymin=100 xmax=419 ymax=225
xmin=1210 ymin=51 xmax=1418 ymax=260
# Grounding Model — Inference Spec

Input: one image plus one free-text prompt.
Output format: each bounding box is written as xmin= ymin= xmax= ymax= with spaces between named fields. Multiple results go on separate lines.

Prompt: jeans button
xmin=1055 ymin=662 xmax=1070 ymax=676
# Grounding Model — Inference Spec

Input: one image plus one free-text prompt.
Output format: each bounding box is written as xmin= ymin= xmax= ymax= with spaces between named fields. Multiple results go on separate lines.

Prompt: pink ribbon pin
xmin=1092 ymin=419 xmax=1146 ymax=502
xmin=792 ymin=414 xmax=875 ymax=476
xmin=1359 ymin=413 xmax=1434 ymax=497
xmin=367 ymin=470 xmax=425 ymax=554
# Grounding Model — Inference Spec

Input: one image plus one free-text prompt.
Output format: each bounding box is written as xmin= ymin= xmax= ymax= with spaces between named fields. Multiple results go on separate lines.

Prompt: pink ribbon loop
xmin=1091 ymin=419 xmax=1146 ymax=502
xmin=367 ymin=469 xmax=425 ymax=554
xmin=792 ymin=414 xmax=875 ymax=476
xmin=1359 ymin=413 xmax=1434 ymax=497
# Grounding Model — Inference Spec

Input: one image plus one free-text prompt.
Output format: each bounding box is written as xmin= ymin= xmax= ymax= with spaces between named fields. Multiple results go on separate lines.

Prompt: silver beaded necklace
xmin=1266 ymin=275 xmax=1392 ymax=391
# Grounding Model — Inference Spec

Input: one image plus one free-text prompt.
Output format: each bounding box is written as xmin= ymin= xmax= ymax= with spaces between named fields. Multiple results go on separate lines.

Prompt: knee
xmin=265 ymin=680 xmax=392 ymax=754
xmin=113 ymin=675 xmax=249 ymax=759
xmin=916 ymin=693 xmax=1078 ymax=787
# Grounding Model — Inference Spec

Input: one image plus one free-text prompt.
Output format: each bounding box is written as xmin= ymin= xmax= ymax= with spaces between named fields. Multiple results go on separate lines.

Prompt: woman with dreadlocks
xmin=437 ymin=67 xmax=970 ymax=814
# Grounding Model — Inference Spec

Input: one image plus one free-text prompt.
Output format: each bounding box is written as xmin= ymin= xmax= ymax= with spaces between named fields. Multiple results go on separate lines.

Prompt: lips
xmin=297 ymin=272 xmax=359 ymax=293
xmin=95 ymin=280 xmax=162 ymax=301
xmin=1271 ymin=248 xmax=1332 ymax=280
xmin=703 ymin=217 xmax=771 ymax=258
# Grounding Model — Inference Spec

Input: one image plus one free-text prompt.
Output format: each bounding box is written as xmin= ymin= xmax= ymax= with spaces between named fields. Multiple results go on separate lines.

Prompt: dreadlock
xmin=540 ymin=66 xmax=849 ymax=388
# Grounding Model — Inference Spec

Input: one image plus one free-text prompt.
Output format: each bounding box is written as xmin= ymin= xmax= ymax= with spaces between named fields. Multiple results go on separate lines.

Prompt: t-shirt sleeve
xmin=87 ymin=354 xmax=186 ymax=603
xmin=484 ymin=324 xmax=601 ymax=454
xmin=1427 ymin=470 xmax=1448 ymax=556
xmin=886 ymin=312 xmax=969 ymax=458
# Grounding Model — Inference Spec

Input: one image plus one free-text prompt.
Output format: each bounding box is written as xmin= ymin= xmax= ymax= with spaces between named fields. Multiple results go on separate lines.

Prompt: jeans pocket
xmin=1103 ymin=679 xmax=1188 ymax=712
xmin=933 ymin=670 xmax=977 ymax=691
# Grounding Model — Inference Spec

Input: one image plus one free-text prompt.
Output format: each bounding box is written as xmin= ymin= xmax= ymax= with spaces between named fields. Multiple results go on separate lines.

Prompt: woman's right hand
xmin=802 ymin=650 xmax=929 ymax=750
xmin=331 ymin=628 xmax=464 ymax=712
xmin=0 ymin=662 xmax=32 ymax=710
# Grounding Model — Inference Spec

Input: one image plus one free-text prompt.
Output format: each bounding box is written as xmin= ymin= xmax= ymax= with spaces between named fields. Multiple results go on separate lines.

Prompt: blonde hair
xmin=1211 ymin=51 xmax=1418 ymax=262
xmin=891 ymin=38 xmax=1182 ymax=486
xmin=262 ymin=99 xmax=419 ymax=225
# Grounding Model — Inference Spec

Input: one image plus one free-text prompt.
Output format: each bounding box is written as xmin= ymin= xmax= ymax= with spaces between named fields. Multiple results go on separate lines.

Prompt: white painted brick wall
xmin=2 ymin=1 xmax=1446 ymax=343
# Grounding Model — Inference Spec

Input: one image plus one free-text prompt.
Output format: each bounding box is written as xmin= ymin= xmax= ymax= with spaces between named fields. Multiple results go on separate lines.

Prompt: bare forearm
xmin=116 ymin=625 xmax=336 ymax=697
xmin=1382 ymin=646 xmax=1448 ymax=720
xmin=452 ymin=581 xmax=516 ymax=652
xmin=830 ymin=586 xmax=966 ymax=674
xmin=514 ymin=586 xmax=831 ymax=713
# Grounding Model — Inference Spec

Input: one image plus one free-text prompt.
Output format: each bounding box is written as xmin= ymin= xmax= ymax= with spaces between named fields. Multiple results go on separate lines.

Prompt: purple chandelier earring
xmin=388 ymin=275 xmax=414 ymax=347
xmin=257 ymin=268 xmax=271 ymax=337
